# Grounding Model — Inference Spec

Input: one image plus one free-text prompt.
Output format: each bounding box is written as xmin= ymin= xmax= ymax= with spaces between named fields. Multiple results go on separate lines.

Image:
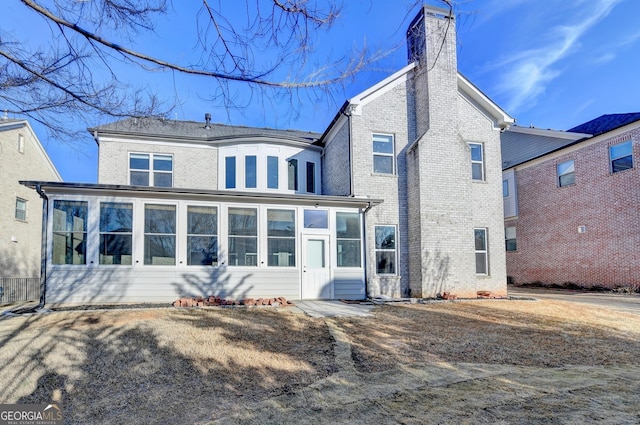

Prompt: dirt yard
xmin=1 ymin=298 xmax=639 ymax=424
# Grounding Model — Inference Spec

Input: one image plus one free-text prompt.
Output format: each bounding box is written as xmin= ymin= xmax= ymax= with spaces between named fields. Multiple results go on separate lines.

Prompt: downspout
xmin=362 ymin=201 xmax=374 ymax=299
xmin=35 ymin=184 xmax=48 ymax=310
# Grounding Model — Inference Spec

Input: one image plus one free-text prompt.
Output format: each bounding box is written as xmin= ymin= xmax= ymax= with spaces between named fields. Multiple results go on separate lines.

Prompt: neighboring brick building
xmin=22 ymin=6 xmax=514 ymax=304
xmin=502 ymin=114 xmax=640 ymax=289
xmin=0 ymin=118 xmax=61 ymax=299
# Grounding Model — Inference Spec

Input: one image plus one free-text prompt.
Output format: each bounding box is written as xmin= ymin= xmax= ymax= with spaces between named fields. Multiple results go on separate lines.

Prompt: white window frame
xmin=474 ymin=228 xmax=489 ymax=275
xmin=372 ymin=133 xmax=395 ymax=175
xmin=15 ymin=197 xmax=27 ymax=221
xmin=505 ymin=226 xmax=516 ymax=252
xmin=99 ymin=202 xmax=133 ymax=265
xmin=557 ymin=160 xmax=575 ymax=187
xmin=469 ymin=143 xmax=484 ymax=181
xmin=18 ymin=134 xmax=25 ymax=154
xmin=609 ymin=140 xmax=633 ymax=174
xmin=129 ymin=153 xmax=173 ymax=188
xmin=374 ymin=225 xmax=397 ymax=275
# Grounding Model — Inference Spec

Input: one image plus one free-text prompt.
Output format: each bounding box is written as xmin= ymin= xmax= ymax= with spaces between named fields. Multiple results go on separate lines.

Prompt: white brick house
xmin=0 ymin=119 xmax=61 ymax=290
xmin=23 ymin=6 xmax=513 ymax=304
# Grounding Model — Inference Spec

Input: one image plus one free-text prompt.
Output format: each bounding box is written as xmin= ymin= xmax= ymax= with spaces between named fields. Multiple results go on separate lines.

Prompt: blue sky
xmin=4 ymin=0 xmax=639 ymax=182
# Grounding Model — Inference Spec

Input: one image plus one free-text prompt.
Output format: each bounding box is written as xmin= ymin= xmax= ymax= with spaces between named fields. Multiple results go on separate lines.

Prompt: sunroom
xmin=22 ymin=181 xmax=380 ymax=305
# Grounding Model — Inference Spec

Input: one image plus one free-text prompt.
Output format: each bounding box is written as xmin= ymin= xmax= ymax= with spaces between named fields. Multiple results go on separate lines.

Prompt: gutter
xmin=35 ymin=184 xmax=49 ymax=310
xmin=361 ymin=201 xmax=375 ymax=299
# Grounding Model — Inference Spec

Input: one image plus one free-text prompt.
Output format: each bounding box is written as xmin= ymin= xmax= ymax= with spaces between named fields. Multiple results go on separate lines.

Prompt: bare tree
xmin=0 ymin=0 xmax=384 ymax=140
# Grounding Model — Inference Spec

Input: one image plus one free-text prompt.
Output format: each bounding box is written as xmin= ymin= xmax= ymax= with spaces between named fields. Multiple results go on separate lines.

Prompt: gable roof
xmin=320 ymin=65 xmax=514 ymax=143
xmin=89 ymin=117 xmax=322 ymax=145
xmin=0 ymin=118 xmax=63 ymax=181
xmin=501 ymin=126 xmax=591 ymax=169
xmin=567 ymin=113 xmax=640 ymax=136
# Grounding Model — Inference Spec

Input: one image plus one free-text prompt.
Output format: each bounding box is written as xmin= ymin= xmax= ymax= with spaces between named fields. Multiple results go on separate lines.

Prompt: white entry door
xmin=301 ymin=235 xmax=331 ymax=299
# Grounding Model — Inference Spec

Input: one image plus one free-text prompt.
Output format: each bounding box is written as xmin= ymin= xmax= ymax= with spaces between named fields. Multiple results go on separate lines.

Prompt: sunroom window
xmin=52 ymin=200 xmax=88 ymax=265
xmin=99 ymin=202 xmax=133 ymax=265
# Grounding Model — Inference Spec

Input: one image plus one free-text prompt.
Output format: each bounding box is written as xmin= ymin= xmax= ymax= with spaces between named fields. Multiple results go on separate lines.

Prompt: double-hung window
xmin=505 ymin=226 xmax=516 ymax=252
xmin=474 ymin=228 xmax=488 ymax=274
xmin=130 ymin=153 xmax=173 ymax=187
xmin=15 ymin=198 xmax=27 ymax=221
xmin=373 ymin=134 xmax=394 ymax=174
xmin=187 ymin=206 xmax=218 ymax=266
xmin=267 ymin=209 xmax=295 ymax=267
xmin=52 ymin=200 xmax=88 ymax=265
xmin=557 ymin=160 xmax=575 ymax=187
xmin=469 ymin=143 xmax=484 ymax=181
xmin=228 ymin=208 xmax=258 ymax=266
xmin=609 ymin=141 xmax=633 ymax=173
xmin=375 ymin=226 xmax=396 ymax=274
xmin=336 ymin=212 xmax=361 ymax=267
xmin=100 ymin=202 xmax=133 ymax=265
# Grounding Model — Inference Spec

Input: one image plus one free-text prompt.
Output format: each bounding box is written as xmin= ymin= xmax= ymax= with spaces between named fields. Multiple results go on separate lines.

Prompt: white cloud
xmin=491 ymin=0 xmax=623 ymax=113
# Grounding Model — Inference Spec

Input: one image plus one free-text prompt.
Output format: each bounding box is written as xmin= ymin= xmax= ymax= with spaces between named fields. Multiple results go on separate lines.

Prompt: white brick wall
xmin=98 ymin=140 xmax=217 ymax=189
xmin=0 ymin=122 xmax=61 ymax=278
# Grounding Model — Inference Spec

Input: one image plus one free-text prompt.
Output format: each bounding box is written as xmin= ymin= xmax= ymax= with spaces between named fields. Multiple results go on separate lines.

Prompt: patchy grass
xmin=1 ymin=300 xmax=640 ymax=424
xmin=341 ymin=300 xmax=640 ymax=372
xmin=0 ymin=308 xmax=335 ymax=424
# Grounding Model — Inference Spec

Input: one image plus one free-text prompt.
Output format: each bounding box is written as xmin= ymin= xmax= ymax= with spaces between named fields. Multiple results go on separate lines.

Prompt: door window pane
xmin=307 ymin=239 xmax=325 ymax=269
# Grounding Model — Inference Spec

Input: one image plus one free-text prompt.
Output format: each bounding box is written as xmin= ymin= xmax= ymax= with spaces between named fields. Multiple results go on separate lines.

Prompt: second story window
xmin=288 ymin=159 xmax=298 ymax=191
xmin=557 ymin=160 xmax=575 ymax=187
xmin=225 ymin=156 xmax=236 ymax=189
xmin=469 ymin=143 xmax=484 ymax=181
xmin=306 ymin=162 xmax=316 ymax=193
xmin=609 ymin=141 xmax=633 ymax=173
xmin=129 ymin=153 xmax=173 ymax=187
xmin=15 ymin=198 xmax=27 ymax=221
xmin=267 ymin=156 xmax=279 ymax=189
xmin=245 ymin=156 xmax=257 ymax=189
xmin=373 ymin=134 xmax=394 ymax=174
xmin=18 ymin=134 xmax=25 ymax=154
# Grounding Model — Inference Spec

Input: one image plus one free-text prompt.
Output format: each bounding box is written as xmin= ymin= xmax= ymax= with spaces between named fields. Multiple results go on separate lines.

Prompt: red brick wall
xmin=506 ymin=126 xmax=640 ymax=289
